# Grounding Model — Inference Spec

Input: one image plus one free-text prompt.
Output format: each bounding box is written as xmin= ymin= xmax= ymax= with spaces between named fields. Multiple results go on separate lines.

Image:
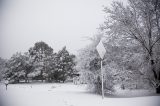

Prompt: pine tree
xmin=53 ymin=46 xmax=75 ymax=82
xmin=5 ymin=52 xmax=26 ymax=83
xmin=28 ymin=41 xmax=53 ymax=82
xmin=0 ymin=57 xmax=6 ymax=81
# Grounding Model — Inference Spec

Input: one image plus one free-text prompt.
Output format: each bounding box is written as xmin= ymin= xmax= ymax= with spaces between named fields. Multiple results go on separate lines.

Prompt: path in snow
xmin=0 ymin=83 xmax=160 ymax=106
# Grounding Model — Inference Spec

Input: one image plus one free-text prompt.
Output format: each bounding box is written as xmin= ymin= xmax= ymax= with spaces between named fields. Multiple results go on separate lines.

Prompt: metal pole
xmin=101 ymin=60 xmax=104 ymax=99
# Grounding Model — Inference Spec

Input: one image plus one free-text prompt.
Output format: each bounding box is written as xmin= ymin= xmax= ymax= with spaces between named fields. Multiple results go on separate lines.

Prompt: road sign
xmin=96 ymin=40 xmax=106 ymax=59
xmin=96 ymin=40 xmax=106 ymax=99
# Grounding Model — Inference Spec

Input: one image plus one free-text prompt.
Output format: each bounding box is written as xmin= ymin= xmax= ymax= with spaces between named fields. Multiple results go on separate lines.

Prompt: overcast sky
xmin=0 ymin=0 xmax=124 ymax=59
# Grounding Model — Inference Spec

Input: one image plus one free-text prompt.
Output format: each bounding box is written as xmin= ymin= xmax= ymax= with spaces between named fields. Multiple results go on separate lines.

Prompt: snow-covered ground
xmin=0 ymin=83 xmax=160 ymax=106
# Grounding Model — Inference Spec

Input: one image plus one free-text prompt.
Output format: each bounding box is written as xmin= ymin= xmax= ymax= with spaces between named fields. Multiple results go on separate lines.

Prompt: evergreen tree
xmin=28 ymin=41 xmax=53 ymax=82
xmin=53 ymin=46 xmax=75 ymax=82
xmin=22 ymin=52 xmax=35 ymax=83
xmin=44 ymin=53 xmax=57 ymax=82
xmin=0 ymin=57 xmax=6 ymax=81
xmin=5 ymin=53 xmax=26 ymax=83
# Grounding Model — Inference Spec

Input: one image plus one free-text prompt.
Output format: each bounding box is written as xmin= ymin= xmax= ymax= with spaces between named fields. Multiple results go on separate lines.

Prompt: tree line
xmin=0 ymin=41 xmax=76 ymax=83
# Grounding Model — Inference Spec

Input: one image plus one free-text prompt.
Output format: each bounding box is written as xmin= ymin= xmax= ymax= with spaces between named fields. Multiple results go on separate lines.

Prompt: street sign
xmin=96 ymin=40 xmax=106 ymax=59
xmin=96 ymin=40 xmax=106 ymax=99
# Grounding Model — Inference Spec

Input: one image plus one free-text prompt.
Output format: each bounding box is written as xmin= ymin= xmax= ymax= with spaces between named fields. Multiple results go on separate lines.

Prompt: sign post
xmin=96 ymin=40 xmax=106 ymax=99
xmin=100 ymin=59 xmax=104 ymax=99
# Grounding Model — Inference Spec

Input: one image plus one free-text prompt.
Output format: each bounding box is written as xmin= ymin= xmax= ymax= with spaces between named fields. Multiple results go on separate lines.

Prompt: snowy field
xmin=0 ymin=83 xmax=160 ymax=106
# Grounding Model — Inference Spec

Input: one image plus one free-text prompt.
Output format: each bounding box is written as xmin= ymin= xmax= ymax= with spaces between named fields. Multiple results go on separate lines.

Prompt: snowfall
xmin=0 ymin=83 xmax=160 ymax=106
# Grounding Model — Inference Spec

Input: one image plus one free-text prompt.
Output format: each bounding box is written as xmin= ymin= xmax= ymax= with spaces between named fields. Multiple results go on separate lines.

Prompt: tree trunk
xmin=150 ymin=59 xmax=158 ymax=79
xmin=5 ymin=84 xmax=8 ymax=90
xmin=40 ymin=70 xmax=43 ymax=82
xmin=158 ymin=71 xmax=160 ymax=80
xmin=150 ymin=59 xmax=160 ymax=94
xmin=25 ymin=74 xmax=28 ymax=83
xmin=156 ymin=86 xmax=160 ymax=94
xmin=149 ymin=57 xmax=160 ymax=94
xmin=157 ymin=71 xmax=160 ymax=94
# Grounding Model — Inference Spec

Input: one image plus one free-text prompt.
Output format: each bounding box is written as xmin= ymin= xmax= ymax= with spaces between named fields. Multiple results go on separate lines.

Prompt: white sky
xmin=0 ymin=0 xmax=124 ymax=59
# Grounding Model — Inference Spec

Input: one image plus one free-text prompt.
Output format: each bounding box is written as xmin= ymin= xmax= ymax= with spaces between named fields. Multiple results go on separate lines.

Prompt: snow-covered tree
xmin=21 ymin=52 xmax=35 ymax=82
xmin=44 ymin=53 xmax=57 ymax=82
xmin=101 ymin=0 xmax=160 ymax=93
xmin=76 ymin=34 xmax=105 ymax=93
xmin=4 ymin=53 xmax=26 ymax=83
xmin=53 ymin=46 xmax=76 ymax=82
xmin=28 ymin=41 xmax=53 ymax=82
xmin=0 ymin=57 xmax=6 ymax=81
xmin=76 ymin=30 xmax=152 ymax=95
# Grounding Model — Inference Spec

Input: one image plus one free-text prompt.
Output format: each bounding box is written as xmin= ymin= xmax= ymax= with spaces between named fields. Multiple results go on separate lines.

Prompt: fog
xmin=0 ymin=0 xmax=121 ymax=59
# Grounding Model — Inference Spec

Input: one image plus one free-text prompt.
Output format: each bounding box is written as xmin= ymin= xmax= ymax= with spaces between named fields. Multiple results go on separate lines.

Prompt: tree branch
xmin=128 ymin=29 xmax=150 ymax=54
xmin=155 ymin=0 xmax=158 ymax=11
xmin=151 ymin=37 xmax=160 ymax=48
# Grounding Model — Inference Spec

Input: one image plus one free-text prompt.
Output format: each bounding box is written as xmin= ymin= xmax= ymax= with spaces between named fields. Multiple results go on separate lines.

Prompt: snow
xmin=0 ymin=83 xmax=160 ymax=106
